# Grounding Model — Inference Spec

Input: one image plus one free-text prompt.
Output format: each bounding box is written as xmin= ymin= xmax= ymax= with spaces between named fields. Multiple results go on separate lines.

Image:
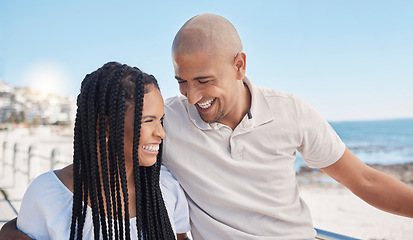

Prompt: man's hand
xmin=0 ymin=218 xmax=34 ymax=240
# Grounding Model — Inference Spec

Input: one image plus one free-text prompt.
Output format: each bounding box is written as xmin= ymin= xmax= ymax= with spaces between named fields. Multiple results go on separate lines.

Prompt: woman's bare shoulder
xmin=54 ymin=164 xmax=74 ymax=193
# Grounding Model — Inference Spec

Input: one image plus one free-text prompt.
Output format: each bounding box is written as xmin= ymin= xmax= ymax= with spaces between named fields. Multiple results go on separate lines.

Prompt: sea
xmin=294 ymin=118 xmax=413 ymax=171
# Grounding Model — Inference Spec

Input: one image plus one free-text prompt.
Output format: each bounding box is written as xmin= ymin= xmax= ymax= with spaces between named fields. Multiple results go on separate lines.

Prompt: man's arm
xmin=177 ymin=233 xmax=189 ymax=240
xmin=0 ymin=218 xmax=34 ymax=240
xmin=321 ymin=148 xmax=413 ymax=218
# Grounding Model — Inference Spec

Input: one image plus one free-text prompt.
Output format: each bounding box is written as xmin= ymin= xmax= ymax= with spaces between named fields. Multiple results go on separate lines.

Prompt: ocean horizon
xmin=295 ymin=118 xmax=413 ymax=171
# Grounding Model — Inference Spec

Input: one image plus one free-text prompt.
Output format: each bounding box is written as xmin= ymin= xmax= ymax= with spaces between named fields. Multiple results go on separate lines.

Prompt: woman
xmin=16 ymin=62 xmax=190 ymax=239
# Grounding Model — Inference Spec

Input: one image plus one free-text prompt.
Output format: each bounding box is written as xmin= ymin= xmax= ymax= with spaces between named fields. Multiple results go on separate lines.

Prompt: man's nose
xmin=186 ymin=84 xmax=202 ymax=105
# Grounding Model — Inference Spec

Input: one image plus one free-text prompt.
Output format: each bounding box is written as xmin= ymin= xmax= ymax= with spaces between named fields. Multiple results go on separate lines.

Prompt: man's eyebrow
xmin=194 ymin=76 xmax=214 ymax=80
xmin=175 ymin=76 xmax=214 ymax=81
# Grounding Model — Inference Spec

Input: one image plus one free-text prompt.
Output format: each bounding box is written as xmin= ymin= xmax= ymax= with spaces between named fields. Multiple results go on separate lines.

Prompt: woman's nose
xmin=155 ymin=123 xmax=166 ymax=139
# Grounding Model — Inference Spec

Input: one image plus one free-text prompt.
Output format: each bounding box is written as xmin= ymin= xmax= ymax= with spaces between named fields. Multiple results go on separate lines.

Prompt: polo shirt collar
xmin=243 ymin=76 xmax=274 ymax=127
xmin=186 ymin=76 xmax=274 ymax=130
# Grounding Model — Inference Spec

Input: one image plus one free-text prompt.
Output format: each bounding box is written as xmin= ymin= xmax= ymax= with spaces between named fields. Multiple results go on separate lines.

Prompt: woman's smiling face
xmin=124 ymin=85 xmax=165 ymax=167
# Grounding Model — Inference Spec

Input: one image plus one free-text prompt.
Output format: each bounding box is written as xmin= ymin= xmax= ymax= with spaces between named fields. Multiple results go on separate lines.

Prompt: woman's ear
xmin=234 ymin=52 xmax=246 ymax=80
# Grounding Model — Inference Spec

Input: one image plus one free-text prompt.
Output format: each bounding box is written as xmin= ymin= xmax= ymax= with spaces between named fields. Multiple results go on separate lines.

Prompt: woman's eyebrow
xmin=142 ymin=115 xmax=156 ymax=120
xmin=142 ymin=114 xmax=164 ymax=120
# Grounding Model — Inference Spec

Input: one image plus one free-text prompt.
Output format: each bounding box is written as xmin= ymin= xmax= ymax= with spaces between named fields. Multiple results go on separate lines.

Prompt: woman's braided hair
xmin=69 ymin=62 xmax=175 ymax=239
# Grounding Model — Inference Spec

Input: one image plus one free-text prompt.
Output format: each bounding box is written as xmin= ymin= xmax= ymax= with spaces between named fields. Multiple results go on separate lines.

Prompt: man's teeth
xmin=197 ymin=99 xmax=214 ymax=109
xmin=142 ymin=145 xmax=159 ymax=152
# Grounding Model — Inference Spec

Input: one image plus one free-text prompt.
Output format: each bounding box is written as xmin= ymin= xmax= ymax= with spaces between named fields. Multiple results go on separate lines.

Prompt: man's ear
xmin=234 ymin=52 xmax=246 ymax=80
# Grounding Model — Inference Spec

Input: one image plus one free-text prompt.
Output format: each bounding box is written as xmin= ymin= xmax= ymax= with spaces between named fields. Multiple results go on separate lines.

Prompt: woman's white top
xmin=17 ymin=166 xmax=190 ymax=239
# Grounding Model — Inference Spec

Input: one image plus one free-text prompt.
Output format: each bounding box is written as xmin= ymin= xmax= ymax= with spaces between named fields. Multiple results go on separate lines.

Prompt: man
xmin=162 ymin=13 xmax=413 ymax=239
xmin=2 ymin=13 xmax=413 ymax=240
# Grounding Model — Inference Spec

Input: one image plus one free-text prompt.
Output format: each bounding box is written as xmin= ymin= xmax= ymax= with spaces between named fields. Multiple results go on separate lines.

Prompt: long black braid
xmin=70 ymin=62 xmax=175 ymax=239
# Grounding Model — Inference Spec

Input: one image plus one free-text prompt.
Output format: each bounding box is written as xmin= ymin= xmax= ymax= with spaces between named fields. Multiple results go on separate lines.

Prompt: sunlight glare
xmin=23 ymin=61 xmax=70 ymax=96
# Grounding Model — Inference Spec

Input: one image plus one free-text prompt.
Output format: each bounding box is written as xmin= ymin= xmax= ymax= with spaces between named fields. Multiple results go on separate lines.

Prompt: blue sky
xmin=1 ymin=0 xmax=412 ymax=121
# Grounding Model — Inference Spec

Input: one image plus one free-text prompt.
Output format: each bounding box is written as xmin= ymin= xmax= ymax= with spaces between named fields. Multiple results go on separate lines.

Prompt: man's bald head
xmin=172 ymin=13 xmax=243 ymax=61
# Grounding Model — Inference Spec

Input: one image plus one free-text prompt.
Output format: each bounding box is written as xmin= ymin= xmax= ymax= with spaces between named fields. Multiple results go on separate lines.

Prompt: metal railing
xmin=0 ymin=140 xmax=71 ymax=222
xmin=1 ymin=141 xmax=71 ymax=187
xmin=315 ymin=228 xmax=360 ymax=240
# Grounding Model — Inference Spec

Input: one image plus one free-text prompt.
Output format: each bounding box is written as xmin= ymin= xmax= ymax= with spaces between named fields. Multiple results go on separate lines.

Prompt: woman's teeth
xmin=142 ymin=145 xmax=159 ymax=152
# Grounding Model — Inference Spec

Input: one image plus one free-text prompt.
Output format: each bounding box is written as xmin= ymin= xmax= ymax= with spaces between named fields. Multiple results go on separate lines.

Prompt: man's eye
xmin=198 ymin=80 xmax=209 ymax=84
xmin=178 ymin=80 xmax=187 ymax=84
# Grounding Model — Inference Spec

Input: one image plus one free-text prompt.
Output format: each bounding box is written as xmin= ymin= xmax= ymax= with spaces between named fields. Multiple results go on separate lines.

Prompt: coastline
xmin=297 ymin=162 xmax=413 ymax=185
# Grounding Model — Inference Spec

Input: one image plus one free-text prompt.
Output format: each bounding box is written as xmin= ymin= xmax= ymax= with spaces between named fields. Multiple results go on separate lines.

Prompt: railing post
xmin=28 ymin=145 xmax=37 ymax=184
xmin=51 ymin=148 xmax=60 ymax=170
xmin=1 ymin=141 xmax=7 ymax=176
xmin=13 ymin=143 xmax=19 ymax=187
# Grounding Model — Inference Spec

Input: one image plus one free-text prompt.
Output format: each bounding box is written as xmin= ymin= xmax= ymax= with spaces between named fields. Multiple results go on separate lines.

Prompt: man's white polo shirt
xmin=163 ymin=77 xmax=345 ymax=239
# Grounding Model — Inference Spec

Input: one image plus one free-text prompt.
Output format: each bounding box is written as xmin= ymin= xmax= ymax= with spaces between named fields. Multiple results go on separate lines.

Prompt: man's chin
xmin=198 ymin=112 xmax=223 ymax=124
xmin=198 ymin=113 xmax=213 ymax=123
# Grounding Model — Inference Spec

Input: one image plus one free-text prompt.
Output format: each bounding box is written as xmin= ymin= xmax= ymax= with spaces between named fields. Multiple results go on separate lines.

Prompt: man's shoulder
xmin=245 ymin=77 xmax=296 ymax=101
xmin=164 ymin=95 xmax=188 ymax=112
xmin=163 ymin=95 xmax=193 ymax=129
xmin=256 ymin=85 xmax=295 ymax=100
xmin=165 ymin=95 xmax=185 ymax=106
xmin=253 ymin=84 xmax=298 ymax=107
